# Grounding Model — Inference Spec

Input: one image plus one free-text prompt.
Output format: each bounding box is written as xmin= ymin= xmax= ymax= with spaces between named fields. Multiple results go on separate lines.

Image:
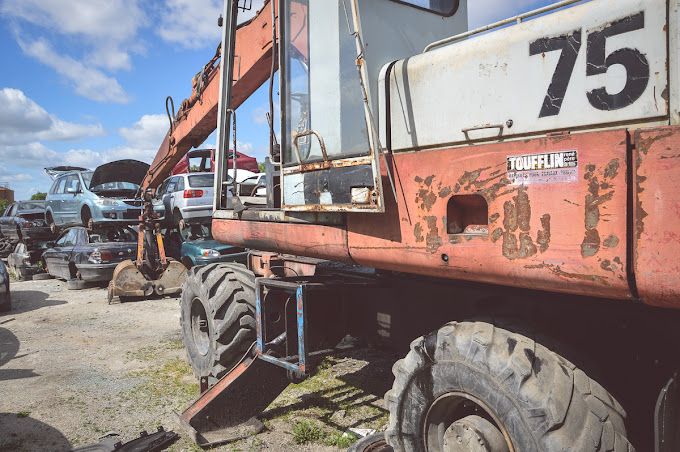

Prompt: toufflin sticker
xmin=506 ymin=150 xmax=578 ymax=185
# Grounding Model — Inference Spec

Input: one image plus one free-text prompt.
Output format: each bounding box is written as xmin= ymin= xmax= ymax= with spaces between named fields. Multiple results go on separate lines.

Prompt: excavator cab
xmin=215 ymin=0 xmax=468 ymax=215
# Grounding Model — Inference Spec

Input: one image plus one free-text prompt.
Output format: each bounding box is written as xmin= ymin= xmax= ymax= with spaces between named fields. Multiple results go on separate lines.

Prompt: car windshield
xmin=88 ymin=225 xmax=137 ymax=243
xmin=18 ymin=201 xmax=44 ymax=210
xmin=81 ymin=172 xmax=94 ymax=189
xmin=187 ymin=174 xmax=214 ymax=188
xmin=91 ymin=181 xmax=139 ymax=191
xmin=180 ymin=224 xmax=212 ymax=241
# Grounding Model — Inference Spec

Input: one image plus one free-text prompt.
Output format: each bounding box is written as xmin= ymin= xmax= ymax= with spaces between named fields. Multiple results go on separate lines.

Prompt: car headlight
xmin=94 ymin=199 xmax=119 ymax=206
xmin=201 ymin=249 xmax=221 ymax=258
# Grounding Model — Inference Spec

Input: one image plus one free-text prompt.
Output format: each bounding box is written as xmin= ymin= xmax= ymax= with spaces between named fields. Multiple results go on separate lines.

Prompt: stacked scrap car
xmin=45 ymin=160 xmax=149 ymax=231
xmin=8 ymin=242 xmax=51 ymax=281
xmin=0 ymin=201 xmax=56 ymax=243
xmin=0 ymin=259 xmax=9 ymax=312
xmin=42 ymin=224 xmax=138 ymax=289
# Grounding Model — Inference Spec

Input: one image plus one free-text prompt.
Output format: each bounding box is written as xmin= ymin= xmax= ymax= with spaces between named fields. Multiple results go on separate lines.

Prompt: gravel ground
xmin=0 ymin=274 xmax=396 ymax=452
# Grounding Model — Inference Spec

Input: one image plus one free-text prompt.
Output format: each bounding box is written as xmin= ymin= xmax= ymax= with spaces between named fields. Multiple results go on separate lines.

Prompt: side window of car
xmin=8 ymin=204 xmax=17 ymax=216
xmin=177 ymin=177 xmax=185 ymax=191
xmin=66 ymin=175 xmax=80 ymax=193
xmin=49 ymin=179 xmax=59 ymax=194
xmin=166 ymin=178 xmax=178 ymax=193
xmin=56 ymin=230 xmax=73 ymax=246
xmin=55 ymin=177 xmax=67 ymax=194
xmin=156 ymin=180 xmax=168 ymax=198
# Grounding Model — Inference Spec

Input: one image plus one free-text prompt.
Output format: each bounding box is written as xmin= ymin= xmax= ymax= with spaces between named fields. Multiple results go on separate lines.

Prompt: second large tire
xmin=180 ymin=263 xmax=257 ymax=384
xmin=385 ymin=322 xmax=634 ymax=452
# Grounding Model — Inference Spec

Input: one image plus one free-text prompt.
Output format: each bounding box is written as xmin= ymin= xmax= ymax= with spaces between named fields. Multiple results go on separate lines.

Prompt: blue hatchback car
xmin=45 ymin=160 xmax=149 ymax=231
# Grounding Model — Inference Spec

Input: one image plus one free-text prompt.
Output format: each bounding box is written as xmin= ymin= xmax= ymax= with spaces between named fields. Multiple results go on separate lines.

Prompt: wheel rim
xmin=424 ymin=392 xmax=513 ymax=452
xmin=190 ymin=297 xmax=210 ymax=356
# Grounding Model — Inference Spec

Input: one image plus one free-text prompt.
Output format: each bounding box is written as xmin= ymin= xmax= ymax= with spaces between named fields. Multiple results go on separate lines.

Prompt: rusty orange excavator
xmin=125 ymin=0 xmax=680 ymax=450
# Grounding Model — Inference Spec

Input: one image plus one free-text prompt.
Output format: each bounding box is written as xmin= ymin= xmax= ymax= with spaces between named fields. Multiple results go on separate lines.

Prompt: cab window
xmin=388 ymin=0 xmax=458 ymax=16
xmin=55 ymin=177 xmax=67 ymax=194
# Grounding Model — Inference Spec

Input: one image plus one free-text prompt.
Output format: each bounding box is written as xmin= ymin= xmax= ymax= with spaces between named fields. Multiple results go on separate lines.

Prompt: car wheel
xmin=174 ymin=209 xmax=186 ymax=230
xmin=0 ymin=281 xmax=10 ymax=312
xmin=81 ymin=206 xmax=93 ymax=229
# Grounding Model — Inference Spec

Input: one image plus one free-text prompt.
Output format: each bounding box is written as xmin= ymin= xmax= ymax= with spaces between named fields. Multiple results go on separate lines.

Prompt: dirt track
xmin=0 ymin=276 xmax=393 ymax=452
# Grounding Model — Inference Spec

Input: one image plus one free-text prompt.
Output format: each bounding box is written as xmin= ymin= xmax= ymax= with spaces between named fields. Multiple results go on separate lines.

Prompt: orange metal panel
xmin=633 ymin=126 xmax=680 ymax=309
xmin=348 ymin=130 xmax=633 ymax=299
xmin=212 ymin=219 xmax=354 ymax=264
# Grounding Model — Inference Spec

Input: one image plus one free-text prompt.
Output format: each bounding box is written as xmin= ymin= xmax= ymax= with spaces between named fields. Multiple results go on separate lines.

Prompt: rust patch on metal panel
xmin=603 ymin=234 xmax=619 ymax=248
xmin=514 ymin=188 xmax=531 ymax=232
xmin=536 ymin=214 xmax=551 ymax=253
xmin=501 ymin=232 xmax=537 ymax=260
xmin=581 ymin=163 xmax=615 ymax=258
xmin=503 ymin=201 xmax=517 ymax=232
xmin=457 ymin=167 xmax=491 ymax=191
xmin=438 ymin=187 xmax=452 ymax=198
xmin=414 ymin=176 xmax=438 ymax=212
xmin=491 ymin=228 xmax=503 ymax=243
xmin=489 ymin=213 xmax=500 ymax=224
xmin=550 ymin=265 xmax=611 ymax=286
xmin=414 ymin=222 xmax=424 ymax=243
xmin=424 ymin=216 xmax=443 ymax=253
xmin=604 ymin=159 xmax=619 ymax=180
xmin=600 ymin=259 xmax=613 ymax=272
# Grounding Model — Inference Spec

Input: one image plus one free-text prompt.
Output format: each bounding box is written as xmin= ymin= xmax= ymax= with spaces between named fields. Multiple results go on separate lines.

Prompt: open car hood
xmin=89 ymin=159 xmax=149 ymax=189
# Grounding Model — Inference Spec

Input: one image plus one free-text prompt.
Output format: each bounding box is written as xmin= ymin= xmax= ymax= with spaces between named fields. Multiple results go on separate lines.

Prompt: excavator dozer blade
xmin=108 ymin=260 xmax=154 ymax=302
xmin=153 ymin=259 xmax=187 ymax=296
xmin=174 ymin=352 xmax=289 ymax=447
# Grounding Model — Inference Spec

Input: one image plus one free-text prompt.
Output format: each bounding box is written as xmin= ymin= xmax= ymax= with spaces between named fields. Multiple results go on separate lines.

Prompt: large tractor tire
xmin=385 ymin=322 xmax=634 ymax=452
xmin=180 ymin=263 xmax=257 ymax=384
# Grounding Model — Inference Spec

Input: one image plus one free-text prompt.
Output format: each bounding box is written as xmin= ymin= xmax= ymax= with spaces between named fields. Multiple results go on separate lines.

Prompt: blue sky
xmin=0 ymin=0 xmax=562 ymax=200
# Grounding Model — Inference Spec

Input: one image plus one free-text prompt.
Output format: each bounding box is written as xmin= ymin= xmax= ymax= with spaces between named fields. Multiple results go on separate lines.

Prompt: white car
xmin=153 ymin=169 xmax=258 ymax=227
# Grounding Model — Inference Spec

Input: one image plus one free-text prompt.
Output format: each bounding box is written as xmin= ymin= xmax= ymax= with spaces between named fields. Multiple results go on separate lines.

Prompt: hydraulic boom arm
xmin=140 ymin=0 xmax=278 ymax=194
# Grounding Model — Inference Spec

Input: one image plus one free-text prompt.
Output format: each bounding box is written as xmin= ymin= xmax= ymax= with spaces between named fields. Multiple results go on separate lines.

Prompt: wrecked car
xmin=164 ymin=223 xmax=248 ymax=269
xmin=7 ymin=242 xmax=51 ymax=281
xmin=42 ymin=224 xmax=138 ymax=288
xmin=0 ymin=200 xmax=56 ymax=243
xmin=44 ymin=160 xmax=149 ymax=231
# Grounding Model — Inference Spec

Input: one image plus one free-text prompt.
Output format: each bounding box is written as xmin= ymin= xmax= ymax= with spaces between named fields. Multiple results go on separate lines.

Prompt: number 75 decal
xmin=530 ymin=12 xmax=650 ymax=117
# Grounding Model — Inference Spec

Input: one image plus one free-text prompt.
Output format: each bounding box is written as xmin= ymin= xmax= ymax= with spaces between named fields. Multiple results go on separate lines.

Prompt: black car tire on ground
xmin=0 ymin=281 xmax=10 ymax=312
xmin=385 ymin=322 xmax=633 ymax=452
xmin=33 ymin=273 xmax=52 ymax=281
xmin=180 ymin=263 xmax=256 ymax=385
xmin=67 ymin=279 xmax=87 ymax=290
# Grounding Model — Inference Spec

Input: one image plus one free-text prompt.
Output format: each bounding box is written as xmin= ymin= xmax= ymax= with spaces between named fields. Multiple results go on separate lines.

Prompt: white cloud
xmin=157 ymin=0 xmax=265 ymax=48
xmin=2 ymin=0 xmax=146 ymax=72
xmin=0 ymin=88 xmax=105 ymax=145
xmin=119 ymin=114 xmax=169 ymax=149
xmin=17 ymin=39 xmax=132 ymax=104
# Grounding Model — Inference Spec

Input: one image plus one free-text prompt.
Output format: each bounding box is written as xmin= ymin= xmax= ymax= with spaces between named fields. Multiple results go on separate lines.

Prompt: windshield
xmin=181 ymin=224 xmax=212 ymax=241
xmin=81 ymin=172 xmax=93 ymax=189
xmin=88 ymin=225 xmax=137 ymax=243
xmin=187 ymin=174 xmax=214 ymax=188
xmin=18 ymin=201 xmax=45 ymax=210
xmin=91 ymin=181 xmax=139 ymax=191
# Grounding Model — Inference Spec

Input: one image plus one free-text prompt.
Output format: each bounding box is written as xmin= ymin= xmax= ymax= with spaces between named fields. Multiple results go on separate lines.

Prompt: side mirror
xmin=67 ymin=187 xmax=79 ymax=194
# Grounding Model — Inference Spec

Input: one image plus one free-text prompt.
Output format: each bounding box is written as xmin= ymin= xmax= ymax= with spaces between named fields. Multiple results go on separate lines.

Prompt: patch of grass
xmin=291 ymin=420 xmax=323 ymax=444
xmin=124 ymin=358 xmax=198 ymax=411
xmin=125 ymin=341 xmax=184 ymax=362
xmin=323 ymin=431 xmax=358 ymax=448
xmin=16 ymin=411 xmax=30 ymax=418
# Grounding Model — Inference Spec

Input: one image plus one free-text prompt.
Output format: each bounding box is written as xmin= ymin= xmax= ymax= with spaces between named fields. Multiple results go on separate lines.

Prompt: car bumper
xmin=92 ymin=206 xmax=142 ymax=223
xmin=76 ymin=262 xmax=119 ymax=282
xmin=181 ymin=206 xmax=213 ymax=221
xmin=16 ymin=265 xmax=42 ymax=277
